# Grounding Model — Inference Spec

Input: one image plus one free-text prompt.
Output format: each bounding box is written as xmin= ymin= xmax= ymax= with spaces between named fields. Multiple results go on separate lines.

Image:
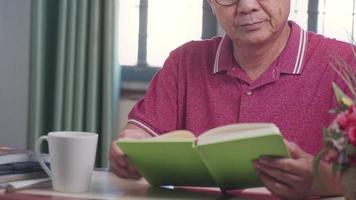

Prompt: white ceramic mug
xmin=35 ymin=131 xmax=98 ymax=193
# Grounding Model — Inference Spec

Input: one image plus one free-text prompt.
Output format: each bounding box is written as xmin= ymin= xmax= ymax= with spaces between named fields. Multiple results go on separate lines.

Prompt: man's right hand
xmin=109 ymin=124 xmax=152 ymax=179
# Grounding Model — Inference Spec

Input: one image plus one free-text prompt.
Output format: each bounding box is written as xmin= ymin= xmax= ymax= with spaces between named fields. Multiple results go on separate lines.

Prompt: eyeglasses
xmin=214 ymin=0 xmax=240 ymax=6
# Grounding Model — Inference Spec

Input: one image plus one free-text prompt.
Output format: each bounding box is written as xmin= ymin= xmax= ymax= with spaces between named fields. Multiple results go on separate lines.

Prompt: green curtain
xmin=28 ymin=0 xmax=120 ymax=167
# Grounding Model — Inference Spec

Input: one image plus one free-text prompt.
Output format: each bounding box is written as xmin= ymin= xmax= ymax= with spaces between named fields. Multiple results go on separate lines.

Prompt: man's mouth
xmin=239 ymin=21 xmax=264 ymax=31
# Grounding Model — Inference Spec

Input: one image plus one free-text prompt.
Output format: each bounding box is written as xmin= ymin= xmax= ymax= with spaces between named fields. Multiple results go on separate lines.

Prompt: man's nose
xmin=237 ymin=0 xmax=260 ymax=14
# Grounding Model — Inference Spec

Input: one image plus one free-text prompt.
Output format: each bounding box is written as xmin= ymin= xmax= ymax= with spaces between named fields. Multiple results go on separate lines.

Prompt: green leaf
xmin=331 ymin=129 xmax=341 ymax=140
xmin=332 ymin=163 xmax=341 ymax=174
xmin=313 ymin=148 xmax=328 ymax=188
xmin=345 ymin=144 xmax=356 ymax=155
xmin=329 ymin=108 xmax=341 ymax=114
xmin=332 ymin=82 xmax=353 ymax=109
xmin=322 ymin=128 xmax=331 ymax=144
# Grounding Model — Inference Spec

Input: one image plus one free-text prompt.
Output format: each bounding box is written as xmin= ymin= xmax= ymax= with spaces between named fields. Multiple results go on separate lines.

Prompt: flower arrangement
xmin=313 ymin=83 xmax=356 ymax=172
xmin=313 ymin=55 xmax=356 ymax=199
xmin=313 ymin=55 xmax=356 ymax=171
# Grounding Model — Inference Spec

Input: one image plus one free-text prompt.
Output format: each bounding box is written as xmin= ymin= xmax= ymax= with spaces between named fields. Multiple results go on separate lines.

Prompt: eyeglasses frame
xmin=214 ymin=0 xmax=240 ymax=7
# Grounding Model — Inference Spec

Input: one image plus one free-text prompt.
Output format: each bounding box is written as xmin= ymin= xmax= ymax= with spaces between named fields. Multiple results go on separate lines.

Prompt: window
xmin=290 ymin=0 xmax=356 ymax=42
xmin=118 ymin=0 xmax=206 ymax=68
xmin=118 ymin=0 xmax=139 ymax=66
xmin=117 ymin=0 xmax=215 ymax=91
xmin=117 ymin=0 xmax=356 ymax=91
xmin=289 ymin=0 xmax=309 ymax=30
xmin=318 ymin=0 xmax=356 ymax=42
xmin=147 ymin=1 xmax=203 ymax=66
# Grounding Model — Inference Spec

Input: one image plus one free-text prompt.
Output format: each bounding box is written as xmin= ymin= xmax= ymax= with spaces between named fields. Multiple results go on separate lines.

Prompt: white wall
xmin=0 ymin=0 xmax=31 ymax=148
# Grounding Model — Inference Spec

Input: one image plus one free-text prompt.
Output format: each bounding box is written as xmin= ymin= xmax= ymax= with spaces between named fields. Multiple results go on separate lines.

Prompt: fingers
xmin=255 ymin=169 xmax=294 ymax=198
xmin=253 ymin=156 xmax=314 ymax=200
xmin=110 ymin=142 xmax=127 ymax=167
xmin=109 ymin=152 xmax=141 ymax=179
xmin=110 ymin=160 xmax=141 ymax=179
xmin=257 ymin=156 xmax=309 ymax=176
xmin=108 ymin=125 xmax=151 ymax=180
xmin=284 ymin=140 xmax=310 ymax=159
xmin=253 ymin=160 xmax=299 ymax=186
xmin=108 ymin=140 xmax=142 ymax=179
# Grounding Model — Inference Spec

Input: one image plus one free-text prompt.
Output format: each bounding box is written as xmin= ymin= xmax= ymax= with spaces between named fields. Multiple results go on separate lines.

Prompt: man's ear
xmin=207 ymin=0 xmax=216 ymax=15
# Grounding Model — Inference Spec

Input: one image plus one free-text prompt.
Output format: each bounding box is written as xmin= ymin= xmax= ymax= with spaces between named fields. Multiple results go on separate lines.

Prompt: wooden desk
xmin=0 ymin=171 xmax=345 ymax=200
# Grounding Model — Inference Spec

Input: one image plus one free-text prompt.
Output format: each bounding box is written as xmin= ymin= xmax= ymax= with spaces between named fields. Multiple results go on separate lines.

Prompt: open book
xmin=117 ymin=123 xmax=290 ymax=190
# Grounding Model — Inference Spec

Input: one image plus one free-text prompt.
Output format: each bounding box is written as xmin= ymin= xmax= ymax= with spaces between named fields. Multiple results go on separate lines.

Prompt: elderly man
xmin=110 ymin=0 xmax=354 ymax=199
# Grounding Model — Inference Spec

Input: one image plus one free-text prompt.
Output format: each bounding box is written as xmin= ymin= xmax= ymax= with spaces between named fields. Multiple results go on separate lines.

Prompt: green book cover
xmin=117 ymin=123 xmax=290 ymax=190
xmin=117 ymin=131 xmax=216 ymax=187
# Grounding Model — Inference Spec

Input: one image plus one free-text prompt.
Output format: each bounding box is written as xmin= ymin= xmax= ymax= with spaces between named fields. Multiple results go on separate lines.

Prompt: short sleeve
xmin=128 ymin=52 xmax=179 ymax=136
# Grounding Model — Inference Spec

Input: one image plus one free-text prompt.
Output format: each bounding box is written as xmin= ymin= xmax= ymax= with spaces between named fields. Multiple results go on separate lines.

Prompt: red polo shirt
xmin=128 ymin=21 xmax=355 ymax=155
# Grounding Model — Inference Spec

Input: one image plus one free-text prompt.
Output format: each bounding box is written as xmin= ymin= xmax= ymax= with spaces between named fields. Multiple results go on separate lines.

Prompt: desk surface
xmin=0 ymin=171 xmax=345 ymax=200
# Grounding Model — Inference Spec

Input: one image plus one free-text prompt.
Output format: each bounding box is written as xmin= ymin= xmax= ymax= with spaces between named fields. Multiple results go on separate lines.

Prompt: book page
xmin=0 ymin=171 xmax=48 ymax=184
xmin=119 ymin=130 xmax=195 ymax=142
xmin=154 ymin=130 xmax=195 ymax=139
xmin=0 ymin=148 xmax=32 ymax=166
xmin=0 ymin=147 xmax=30 ymax=156
xmin=0 ymin=177 xmax=50 ymax=193
xmin=197 ymin=123 xmax=281 ymax=145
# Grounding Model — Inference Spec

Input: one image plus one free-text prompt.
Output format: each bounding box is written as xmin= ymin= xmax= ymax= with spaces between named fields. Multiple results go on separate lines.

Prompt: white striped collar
xmin=212 ymin=21 xmax=308 ymax=75
xmin=292 ymin=27 xmax=307 ymax=74
xmin=213 ymin=34 xmax=227 ymax=74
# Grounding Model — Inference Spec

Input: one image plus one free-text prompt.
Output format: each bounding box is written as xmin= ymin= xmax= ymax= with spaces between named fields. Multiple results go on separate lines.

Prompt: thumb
xmin=284 ymin=140 xmax=308 ymax=159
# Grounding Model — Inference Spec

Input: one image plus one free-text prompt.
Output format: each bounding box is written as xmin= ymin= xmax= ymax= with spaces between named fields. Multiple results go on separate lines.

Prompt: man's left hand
xmin=253 ymin=140 xmax=315 ymax=200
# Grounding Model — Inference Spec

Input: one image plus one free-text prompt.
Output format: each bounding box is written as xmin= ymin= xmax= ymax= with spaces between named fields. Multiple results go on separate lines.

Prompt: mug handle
xmin=35 ymin=136 xmax=52 ymax=178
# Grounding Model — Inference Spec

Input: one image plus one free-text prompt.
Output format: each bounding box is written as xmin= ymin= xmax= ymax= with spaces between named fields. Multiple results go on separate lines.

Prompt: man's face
xmin=209 ymin=0 xmax=290 ymax=45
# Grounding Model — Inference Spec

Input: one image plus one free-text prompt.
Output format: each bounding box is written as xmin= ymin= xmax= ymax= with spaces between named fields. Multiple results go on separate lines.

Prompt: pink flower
xmin=336 ymin=105 xmax=356 ymax=132
xmin=325 ymin=148 xmax=338 ymax=163
xmin=347 ymin=127 xmax=356 ymax=147
xmin=336 ymin=111 xmax=349 ymax=129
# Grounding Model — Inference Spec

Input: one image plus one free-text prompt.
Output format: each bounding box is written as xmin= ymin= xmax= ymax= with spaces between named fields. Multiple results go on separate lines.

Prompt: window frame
xmin=308 ymin=0 xmax=319 ymax=32
xmin=120 ymin=0 xmax=216 ymax=92
xmin=120 ymin=0 xmax=319 ymax=92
